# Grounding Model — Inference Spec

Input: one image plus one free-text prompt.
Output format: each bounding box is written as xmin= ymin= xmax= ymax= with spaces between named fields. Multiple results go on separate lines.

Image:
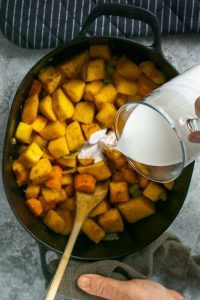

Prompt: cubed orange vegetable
xmin=45 ymin=166 xmax=63 ymax=189
xmin=74 ymin=173 xmax=96 ymax=194
xmin=26 ymin=198 xmax=43 ymax=217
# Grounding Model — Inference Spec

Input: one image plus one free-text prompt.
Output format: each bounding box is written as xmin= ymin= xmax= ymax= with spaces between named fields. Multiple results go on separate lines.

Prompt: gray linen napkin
xmin=47 ymin=233 xmax=200 ymax=300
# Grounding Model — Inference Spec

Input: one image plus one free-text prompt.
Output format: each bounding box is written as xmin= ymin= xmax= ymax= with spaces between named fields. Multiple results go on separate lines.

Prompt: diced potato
xmin=57 ymin=156 xmax=76 ymax=168
xmin=94 ymin=83 xmax=117 ymax=110
xmin=42 ymin=188 xmax=67 ymax=203
xmin=25 ymin=184 xmax=40 ymax=199
xmin=82 ymin=59 xmax=105 ymax=82
xmin=58 ymin=197 xmax=76 ymax=212
xmin=30 ymin=158 xmax=53 ymax=184
xmin=32 ymin=115 xmax=47 ymax=133
xmin=57 ymin=209 xmax=74 ymax=235
xmin=98 ymin=208 xmax=124 ymax=233
xmin=38 ymin=66 xmax=62 ymax=94
xmin=78 ymin=158 xmax=94 ymax=166
xmin=90 ymin=45 xmax=111 ymax=60
xmin=48 ymin=136 xmax=70 ymax=158
xmin=137 ymin=74 xmax=158 ymax=96
xmin=28 ymin=80 xmax=42 ymax=97
xmin=139 ymin=61 xmax=165 ymax=84
xmin=21 ymin=94 xmax=39 ymax=124
xmin=73 ymin=102 xmax=95 ymax=124
xmin=116 ymin=56 xmax=141 ymax=80
xmin=143 ymin=181 xmax=166 ymax=202
xmin=83 ymin=81 xmax=104 ymax=101
xmin=114 ymin=72 xmax=138 ymax=96
xmin=59 ymin=51 xmax=90 ymax=78
xmin=82 ymin=218 xmax=105 ymax=243
xmin=62 ymin=174 xmax=73 ymax=185
xmin=62 ymin=79 xmax=85 ymax=103
xmin=12 ymin=160 xmax=29 ymax=186
xmin=81 ymin=123 xmax=101 ymax=140
xmin=31 ymin=133 xmax=47 ymax=148
xmin=19 ymin=142 xmax=43 ymax=168
xmin=52 ymin=88 xmax=74 ymax=121
xmin=163 ymin=181 xmax=175 ymax=190
xmin=77 ymin=161 xmax=111 ymax=181
xmin=15 ymin=122 xmax=32 ymax=144
xmin=26 ymin=198 xmax=43 ymax=217
xmin=40 ymin=121 xmax=66 ymax=140
xmin=118 ymin=196 xmax=155 ymax=223
xmin=66 ymin=121 xmax=85 ymax=152
xmin=121 ymin=165 xmax=138 ymax=184
xmin=138 ymin=174 xmax=149 ymax=189
xmin=109 ymin=182 xmax=129 ymax=203
xmin=96 ymin=103 xmax=117 ymax=128
xmin=39 ymin=96 xmax=57 ymax=121
xmin=89 ymin=200 xmax=108 ymax=217
xmin=43 ymin=210 xmax=65 ymax=233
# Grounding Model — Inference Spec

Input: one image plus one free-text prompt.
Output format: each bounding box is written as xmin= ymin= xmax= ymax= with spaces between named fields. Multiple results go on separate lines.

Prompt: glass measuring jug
xmin=115 ymin=64 xmax=200 ymax=183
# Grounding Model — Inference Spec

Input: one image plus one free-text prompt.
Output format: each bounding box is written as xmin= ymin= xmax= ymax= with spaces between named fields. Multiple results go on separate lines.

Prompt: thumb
xmin=77 ymin=274 xmax=130 ymax=300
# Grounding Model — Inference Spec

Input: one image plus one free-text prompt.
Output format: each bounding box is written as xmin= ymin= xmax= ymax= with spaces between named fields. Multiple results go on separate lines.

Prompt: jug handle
xmin=78 ymin=3 xmax=163 ymax=55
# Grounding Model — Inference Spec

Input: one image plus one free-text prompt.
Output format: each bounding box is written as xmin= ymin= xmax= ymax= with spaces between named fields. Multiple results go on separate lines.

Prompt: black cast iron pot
xmin=2 ymin=4 xmax=194 ymax=282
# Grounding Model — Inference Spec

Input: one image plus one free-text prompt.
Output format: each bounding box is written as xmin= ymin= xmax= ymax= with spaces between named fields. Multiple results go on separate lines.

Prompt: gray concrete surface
xmin=0 ymin=31 xmax=200 ymax=299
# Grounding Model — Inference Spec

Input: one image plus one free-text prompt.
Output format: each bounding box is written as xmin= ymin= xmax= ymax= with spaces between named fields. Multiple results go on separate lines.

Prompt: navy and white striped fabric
xmin=0 ymin=0 xmax=200 ymax=49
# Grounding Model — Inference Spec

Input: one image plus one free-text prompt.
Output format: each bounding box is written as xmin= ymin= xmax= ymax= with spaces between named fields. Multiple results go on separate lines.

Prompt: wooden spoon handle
xmin=45 ymin=221 xmax=83 ymax=300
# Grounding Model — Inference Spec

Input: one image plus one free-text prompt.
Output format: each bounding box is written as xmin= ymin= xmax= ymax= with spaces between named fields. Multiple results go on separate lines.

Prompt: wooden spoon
xmin=45 ymin=181 xmax=109 ymax=300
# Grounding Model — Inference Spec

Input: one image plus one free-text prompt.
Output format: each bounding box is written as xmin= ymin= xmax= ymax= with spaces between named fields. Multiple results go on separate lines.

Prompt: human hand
xmin=77 ymin=274 xmax=183 ymax=300
xmin=188 ymin=97 xmax=200 ymax=143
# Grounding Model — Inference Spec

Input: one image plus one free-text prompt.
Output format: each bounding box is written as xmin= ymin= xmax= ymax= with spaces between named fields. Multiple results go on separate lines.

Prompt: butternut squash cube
xmin=42 ymin=148 xmax=54 ymax=161
xmin=32 ymin=115 xmax=47 ymax=133
xmin=142 ymin=181 xmax=166 ymax=202
xmin=52 ymin=88 xmax=74 ymax=121
xmin=78 ymin=158 xmax=94 ymax=166
xmin=31 ymin=133 xmax=47 ymax=148
xmin=139 ymin=61 xmax=165 ymax=84
xmin=73 ymin=102 xmax=95 ymax=124
xmin=137 ymin=74 xmax=158 ymax=96
xmin=163 ymin=181 xmax=175 ymax=190
xmin=39 ymin=196 xmax=56 ymax=213
xmin=21 ymin=94 xmax=39 ymax=124
xmin=15 ymin=122 xmax=32 ymax=144
xmin=114 ymin=72 xmax=138 ymax=96
xmin=138 ymin=174 xmax=149 ymax=189
xmin=59 ymin=51 xmax=90 ymax=78
xmin=48 ymin=136 xmax=69 ymax=159
xmin=116 ymin=56 xmax=141 ymax=80
xmin=58 ymin=197 xmax=76 ymax=212
xmin=96 ymin=103 xmax=117 ymax=128
xmin=104 ymin=147 xmax=126 ymax=168
xmin=42 ymin=188 xmax=67 ymax=203
xmin=39 ymin=95 xmax=57 ymax=122
xmin=118 ymin=196 xmax=155 ymax=223
xmin=89 ymin=200 xmax=108 ymax=217
xmin=81 ymin=123 xmax=101 ymax=140
xmin=57 ymin=209 xmax=74 ymax=235
xmin=121 ymin=165 xmax=138 ymax=184
xmin=44 ymin=210 xmax=65 ymax=233
xmin=90 ymin=45 xmax=111 ymax=60
xmin=40 ymin=121 xmax=66 ymax=140
xmin=19 ymin=142 xmax=43 ymax=168
xmin=94 ymin=83 xmax=117 ymax=110
xmin=62 ymin=79 xmax=85 ymax=103
xmin=26 ymin=198 xmax=43 ymax=217
xmin=98 ymin=208 xmax=124 ymax=233
xmin=30 ymin=158 xmax=52 ymax=184
xmin=38 ymin=66 xmax=62 ymax=94
xmin=25 ymin=184 xmax=40 ymax=199
xmin=82 ymin=59 xmax=105 ymax=82
xmin=83 ymin=81 xmax=104 ymax=101
xmin=109 ymin=182 xmax=129 ymax=203
xmin=82 ymin=218 xmax=105 ymax=243
xmin=62 ymin=174 xmax=73 ymax=185
xmin=57 ymin=156 xmax=76 ymax=168
xmin=28 ymin=80 xmax=42 ymax=97
xmin=115 ymin=94 xmax=127 ymax=108
xmin=77 ymin=161 xmax=111 ymax=181
xmin=12 ymin=160 xmax=29 ymax=186
xmin=66 ymin=121 xmax=85 ymax=152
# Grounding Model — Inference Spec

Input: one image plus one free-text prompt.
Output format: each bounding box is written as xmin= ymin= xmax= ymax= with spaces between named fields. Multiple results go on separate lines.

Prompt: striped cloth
xmin=0 ymin=0 xmax=200 ymax=49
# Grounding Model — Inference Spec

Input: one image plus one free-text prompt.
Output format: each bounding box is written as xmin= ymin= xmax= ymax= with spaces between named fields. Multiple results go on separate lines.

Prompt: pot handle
xmin=79 ymin=3 xmax=163 ymax=55
xmin=38 ymin=242 xmax=54 ymax=283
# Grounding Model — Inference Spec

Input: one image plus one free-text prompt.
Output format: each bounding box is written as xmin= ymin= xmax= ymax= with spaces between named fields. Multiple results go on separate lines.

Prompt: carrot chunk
xmin=74 ymin=173 xmax=96 ymax=194
xmin=45 ymin=165 xmax=63 ymax=189
xmin=26 ymin=198 xmax=43 ymax=217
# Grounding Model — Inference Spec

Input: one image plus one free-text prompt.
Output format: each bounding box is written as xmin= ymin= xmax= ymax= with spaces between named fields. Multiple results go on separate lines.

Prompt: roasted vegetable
xmin=96 ymin=103 xmax=117 ymax=128
xmin=143 ymin=181 xmax=166 ymax=202
xmin=82 ymin=59 xmax=105 ymax=82
xmin=94 ymin=83 xmax=117 ymax=110
xmin=98 ymin=208 xmax=124 ymax=233
xmin=15 ymin=122 xmax=32 ymax=144
xmin=62 ymin=79 xmax=85 ymax=103
xmin=74 ymin=173 xmax=96 ymax=194
xmin=26 ymin=198 xmax=43 ymax=217
xmin=48 ymin=136 xmax=70 ymax=158
xmin=109 ymin=182 xmax=129 ymax=203
xmin=73 ymin=102 xmax=95 ymax=124
xmin=83 ymin=81 xmax=104 ymax=101
xmin=40 ymin=120 xmax=66 ymax=140
xmin=19 ymin=143 xmax=43 ymax=168
xmin=12 ymin=160 xmax=29 ymax=186
xmin=52 ymin=88 xmax=74 ymax=121
xmin=77 ymin=161 xmax=111 ymax=181
xmin=43 ymin=210 xmax=65 ymax=233
xmin=21 ymin=94 xmax=39 ymax=124
xmin=89 ymin=45 xmax=111 ymax=60
xmin=45 ymin=166 xmax=63 ymax=189
xmin=66 ymin=121 xmax=85 ymax=152
xmin=39 ymin=95 xmax=57 ymax=121
xmin=38 ymin=66 xmax=62 ymax=94
xmin=82 ymin=218 xmax=105 ymax=243
xmin=30 ymin=158 xmax=52 ymax=184
xmin=116 ymin=56 xmax=141 ymax=80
